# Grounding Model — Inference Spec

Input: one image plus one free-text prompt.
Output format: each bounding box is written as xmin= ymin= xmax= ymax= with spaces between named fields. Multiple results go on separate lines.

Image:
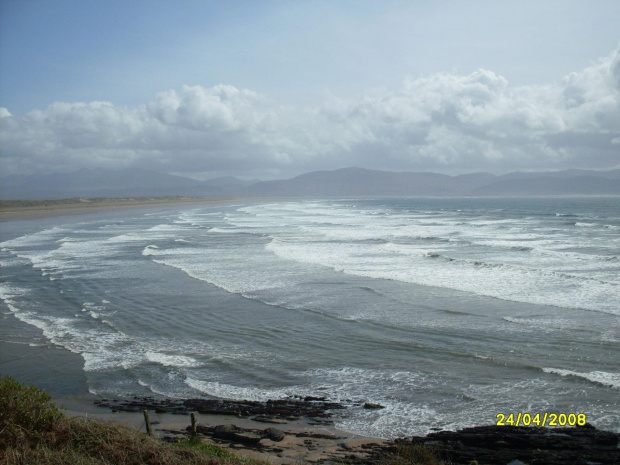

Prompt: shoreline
xmin=54 ymin=393 xmax=388 ymax=464
xmin=0 ymin=196 xmax=238 ymax=221
xmin=53 ymin=393 xmax=620 ymax=465
xmin=2 ymin=196 xmax=619 ymax=464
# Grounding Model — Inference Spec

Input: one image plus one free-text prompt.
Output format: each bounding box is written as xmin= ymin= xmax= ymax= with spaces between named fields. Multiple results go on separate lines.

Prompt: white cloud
xmin=1 ymin=47 xmax=619 ymax=177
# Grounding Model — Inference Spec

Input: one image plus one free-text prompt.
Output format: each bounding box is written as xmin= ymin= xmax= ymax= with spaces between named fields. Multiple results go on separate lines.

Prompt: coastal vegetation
xmin=0 ymin=376 xmax=266 ymax=465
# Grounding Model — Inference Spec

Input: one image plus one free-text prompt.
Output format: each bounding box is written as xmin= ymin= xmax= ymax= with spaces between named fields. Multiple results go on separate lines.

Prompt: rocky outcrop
xmin=394 ymin=424 xmax=620 ymax=465
xmin=211 ymin=424 xmax=262 ymax=446
xmin=95 ymin=395 xmax=344 ymax=420
xmin=363 ymin=402 xmax=385 ymax=410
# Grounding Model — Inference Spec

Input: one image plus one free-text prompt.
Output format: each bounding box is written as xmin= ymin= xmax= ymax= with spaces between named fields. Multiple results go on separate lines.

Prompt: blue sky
xmin=1 ymin=0 xmax=619 ymax=178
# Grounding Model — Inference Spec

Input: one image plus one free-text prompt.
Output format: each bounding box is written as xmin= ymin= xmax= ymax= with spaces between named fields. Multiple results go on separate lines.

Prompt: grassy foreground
xmin=0 ymin=376 xmax=266 ymax=465
xmin=0 ymin=375 xmax=444 ymax=465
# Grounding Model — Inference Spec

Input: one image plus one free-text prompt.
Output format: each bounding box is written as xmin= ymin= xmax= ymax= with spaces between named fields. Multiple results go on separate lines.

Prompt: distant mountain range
xmin=0 ymin=168 xmax=254 ymax=200
xmin=243 ymin=167 xmax=620 ymax=196
xmin=1 ymin=167 xmax=619 ymax=200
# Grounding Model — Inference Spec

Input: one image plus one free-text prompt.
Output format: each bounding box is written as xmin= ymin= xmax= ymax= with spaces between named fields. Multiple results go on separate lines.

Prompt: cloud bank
xmin=1 ymin=47 xmax=619 ymax=178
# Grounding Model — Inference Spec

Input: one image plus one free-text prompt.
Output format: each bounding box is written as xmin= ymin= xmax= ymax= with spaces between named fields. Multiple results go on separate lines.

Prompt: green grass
xmin=0 ymin=375 xmax=267 ymax=465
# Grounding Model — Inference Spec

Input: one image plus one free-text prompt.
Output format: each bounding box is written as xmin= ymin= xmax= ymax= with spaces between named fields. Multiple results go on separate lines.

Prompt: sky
xmin=1 ymin=0 xmax=619 ymax=180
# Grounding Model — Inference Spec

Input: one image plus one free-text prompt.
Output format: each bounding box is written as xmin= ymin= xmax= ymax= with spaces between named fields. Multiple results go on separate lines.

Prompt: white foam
xmin=543 ymin=368 xmax=620 ymax=389
xmin=0 ymin=284 xmax=143 ymax=372
xmin=0 ymin=283 xmax=29 ymax=315
xmin=136 ymin=379 xmax=187 ymax=399
xmin=265 ymin=238 xmax=620 ymax=314
xmin=0 ymin=255 xmax=24 ymax=267
xmin=57 ymin=236 xmax=78 ymax=243
xmin=302 ymin=367 xmax=446 ymax=438
xmin=207 ymin=227 xmax=241 ymax=234
xmin=502 ymin=317 xmax=583 ymax=331
xmin=600 ymin=330 xmax=620 ymax=343
xmin=0 ymin=282 xmax=28 ymax=300
xmin=0 ymin=226 xmax=67 ymax=249
xmin=184 ymin=378 xmax=298 ymax=401
xmin=145 ymin=351 xmax=201 ymax=368
xmin=225 ymin=201 xmax=620 ymax=316
xmin=146 ymin=224 xmax=188 ymax=233
xmin=142 ymin=245 xmax=159 ymax=256
xmin=146 ymin=241 xmax=306 ymax=296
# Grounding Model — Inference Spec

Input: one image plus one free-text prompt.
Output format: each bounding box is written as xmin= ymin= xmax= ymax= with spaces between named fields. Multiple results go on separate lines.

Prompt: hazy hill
xmin=243 ymin=167 xmax=461 ymax=196
xmin=2 ymin=167 xmax=619 ymax=200
xmin=471 ymin=175 xmax=620 ymax=195
xmin=0 ymin=169 xmax=253 ymax=200
xmin=242 ymin=167 xmax=620 ymax=197
xmin=203 ymin=176 xmax=256 ymax=189
xmin=498 ymin=169 xmax=620 ymax=180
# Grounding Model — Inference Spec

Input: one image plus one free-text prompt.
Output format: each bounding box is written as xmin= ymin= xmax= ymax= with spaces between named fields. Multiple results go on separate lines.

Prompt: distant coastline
xmin=0 ymin=196 xmax=233 ymax=221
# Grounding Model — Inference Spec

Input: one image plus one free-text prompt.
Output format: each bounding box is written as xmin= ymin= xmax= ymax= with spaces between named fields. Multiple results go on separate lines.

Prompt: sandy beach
xmin=0 ymin=197 xmax=237 ymax=222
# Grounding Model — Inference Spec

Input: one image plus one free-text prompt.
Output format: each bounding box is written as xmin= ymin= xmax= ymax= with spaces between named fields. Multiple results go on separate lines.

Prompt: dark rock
xmin=93 ymin=394 xmax=345 ymax=421
xmin=161 ymin=429 xmax=187 ymax=436
xmin=295 ymin=432 xmax=345 ymax=440
xmin=211 ymin=424 xmax=264 ymax=447
xmin=194 ymin=424 xmax=212 ymax=435
xmin=309 ymin=416 xmax=333 ymax=424
xmin=212 ymin=424 xmax=240 ymax=441
xmin=363 ymin=402 xmax=385 ymax=410
xmin=388 ymin=425 xmax=620 ymax=465
xmin=252 ymin=415 xmax=288 ymax=424
xmin=233 ymin=432 xmax=262 ymax=446
xmin=262 ymin=427 xmax=285 ymax=442
xmin=360 ymin=442 xmax=383 ymax=450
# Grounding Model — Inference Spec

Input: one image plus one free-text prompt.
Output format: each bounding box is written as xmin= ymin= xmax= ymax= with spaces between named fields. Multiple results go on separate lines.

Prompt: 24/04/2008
xmin=496 ymin=412 xmax=587 ymax=426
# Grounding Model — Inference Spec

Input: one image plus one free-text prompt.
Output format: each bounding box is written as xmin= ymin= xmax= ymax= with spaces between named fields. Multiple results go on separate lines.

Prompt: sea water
xmin=1 ymin=197 xmax=618 ymax=438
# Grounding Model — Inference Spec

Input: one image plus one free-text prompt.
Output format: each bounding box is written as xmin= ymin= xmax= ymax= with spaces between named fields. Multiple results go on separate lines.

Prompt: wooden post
xmin=143 ymin=409 xmax=152 ymax=436
xmin=190 ymin=412 xmax=197 ymax=441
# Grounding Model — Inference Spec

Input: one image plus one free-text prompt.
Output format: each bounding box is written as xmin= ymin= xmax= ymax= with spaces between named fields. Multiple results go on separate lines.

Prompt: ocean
xmin=1 ymin=197 xmax=618 ymax=438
